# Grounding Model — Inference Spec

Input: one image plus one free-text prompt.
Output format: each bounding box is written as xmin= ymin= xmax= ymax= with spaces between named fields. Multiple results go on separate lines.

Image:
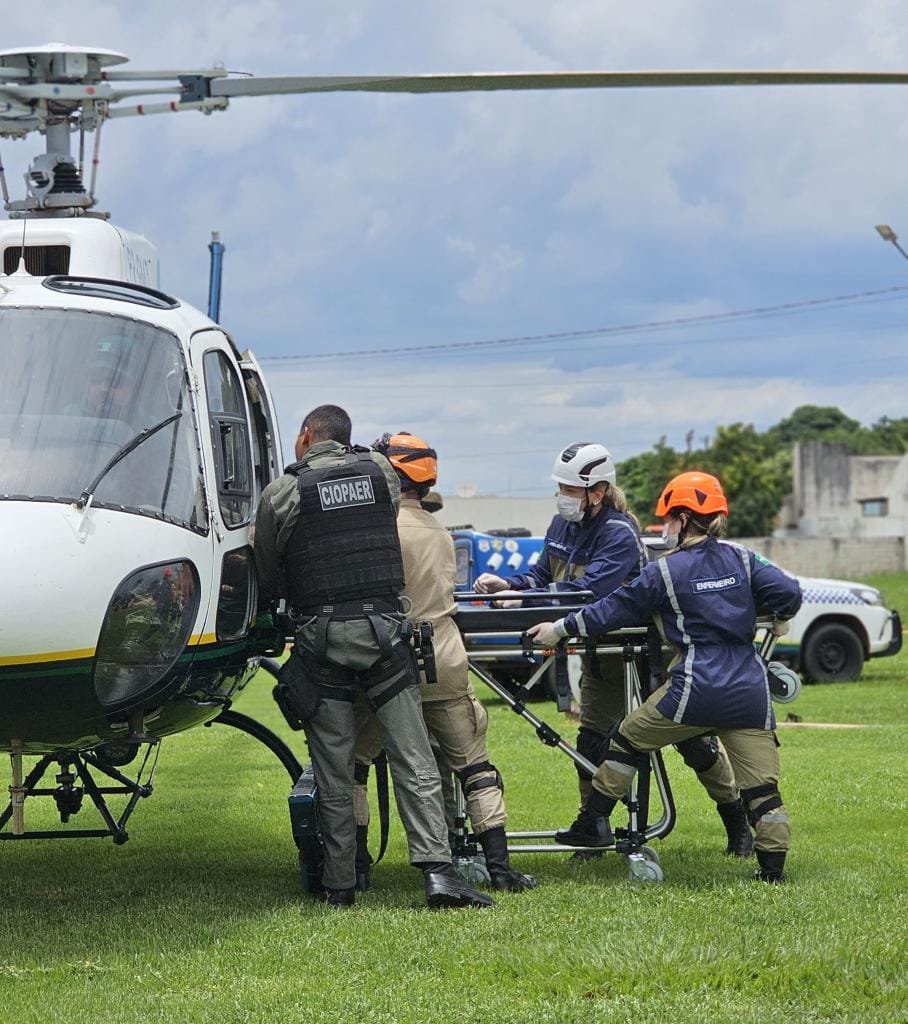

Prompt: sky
xmin=4 ymin=2 xmax=908 ymax=496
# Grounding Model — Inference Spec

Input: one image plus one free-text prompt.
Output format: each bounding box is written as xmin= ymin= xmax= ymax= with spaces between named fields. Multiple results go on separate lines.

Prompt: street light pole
xmin=875 ymin=223 xmax=908 ymax=262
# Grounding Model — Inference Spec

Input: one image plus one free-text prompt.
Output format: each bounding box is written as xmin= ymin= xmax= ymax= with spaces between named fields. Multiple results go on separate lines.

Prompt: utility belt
xmin=273 ymin=599 xmax=438 ymax=732
xmin=290 ymin=596 xmax=405 ymax=621
xmin=291 ymin=596 xmax=408 ymax=662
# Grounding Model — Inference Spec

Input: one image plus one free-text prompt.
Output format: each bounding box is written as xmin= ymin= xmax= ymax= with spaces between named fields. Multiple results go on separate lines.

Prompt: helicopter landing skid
xmin=0 ymin=743 xmax=159 ymax=844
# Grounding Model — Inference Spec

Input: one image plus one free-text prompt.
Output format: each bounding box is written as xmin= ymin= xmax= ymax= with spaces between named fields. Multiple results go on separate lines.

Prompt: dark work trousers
xmin=295 ymin=615 xmax=451 ymax=891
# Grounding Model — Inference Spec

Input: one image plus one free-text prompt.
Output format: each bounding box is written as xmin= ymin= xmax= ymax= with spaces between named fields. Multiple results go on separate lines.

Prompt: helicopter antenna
xmin=16 ymin=202 xmax=27 ymax=273
xmin=0 ymin=146 xmax=9 ymax=206
xmin=87 ymin=108 xmax=105 ymax=203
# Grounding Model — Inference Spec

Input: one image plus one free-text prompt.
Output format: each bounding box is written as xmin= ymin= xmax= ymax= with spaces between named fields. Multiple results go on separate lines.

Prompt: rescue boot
xmin=421 ymin=864 xmax=495 ymax=909
xmin=554 ymin=789 xmax=615 ymax=848
xmin=320 ymin=886 xmax=356 ymax=908
xmin=754 ymin=849 xmax=786 ymax=884
xmin=355 ymin=825 xmax=373 ymax=892
xmin=477 ymin=826 xmax=537 ymax=892
xmin=716 ymin=799 xmax=754 ymax=858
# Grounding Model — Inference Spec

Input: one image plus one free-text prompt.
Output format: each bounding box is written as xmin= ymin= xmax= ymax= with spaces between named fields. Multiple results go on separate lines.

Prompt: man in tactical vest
xmin=254 ymin=405 xmax=493 ymax=909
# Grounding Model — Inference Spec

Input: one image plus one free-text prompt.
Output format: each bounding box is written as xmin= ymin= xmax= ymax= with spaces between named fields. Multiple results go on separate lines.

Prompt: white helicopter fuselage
xmin=0 ymin=222 xmax=283 ymax=754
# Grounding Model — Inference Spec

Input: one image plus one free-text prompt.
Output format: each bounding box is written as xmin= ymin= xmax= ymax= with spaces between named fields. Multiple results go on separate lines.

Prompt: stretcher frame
xmin=452 ymin=593 xmax=676 ymax=873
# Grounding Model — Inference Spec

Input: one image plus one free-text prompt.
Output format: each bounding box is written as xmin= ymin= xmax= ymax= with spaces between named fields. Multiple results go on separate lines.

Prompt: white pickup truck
xmin=768 ymin=575 xmax=901 ymax=682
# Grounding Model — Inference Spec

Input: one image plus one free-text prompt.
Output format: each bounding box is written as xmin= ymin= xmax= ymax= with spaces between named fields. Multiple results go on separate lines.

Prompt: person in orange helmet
xmin=353 ymin=432 xmax=537 ymax=893
xmin=528 ymin=470 xmax=802 ymax=882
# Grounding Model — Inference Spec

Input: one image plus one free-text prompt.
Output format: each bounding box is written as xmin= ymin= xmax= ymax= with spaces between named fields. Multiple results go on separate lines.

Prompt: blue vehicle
xmin=451 ymin=527 xmax=554 ymax=693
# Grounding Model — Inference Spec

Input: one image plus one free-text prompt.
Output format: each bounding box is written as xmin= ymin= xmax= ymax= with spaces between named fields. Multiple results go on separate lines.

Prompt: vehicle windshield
xmin=0 ymin=308 xmax=207 ymax=531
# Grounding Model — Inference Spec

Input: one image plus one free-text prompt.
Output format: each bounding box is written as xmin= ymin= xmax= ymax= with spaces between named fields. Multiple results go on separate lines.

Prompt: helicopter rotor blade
xmin=210 ymin=68 xmax=908 ymax=100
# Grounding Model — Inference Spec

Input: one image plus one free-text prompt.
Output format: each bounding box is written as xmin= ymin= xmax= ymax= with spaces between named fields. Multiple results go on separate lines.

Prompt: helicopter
xmin=1 ymin=42 xmax=905 ymax=843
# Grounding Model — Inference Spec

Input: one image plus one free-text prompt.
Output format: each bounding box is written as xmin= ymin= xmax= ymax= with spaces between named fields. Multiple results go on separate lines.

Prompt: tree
xmin=618 ymin=439 xmax=680 ymax=525
xmin=767 ymin=405 xmax=860 ymax=446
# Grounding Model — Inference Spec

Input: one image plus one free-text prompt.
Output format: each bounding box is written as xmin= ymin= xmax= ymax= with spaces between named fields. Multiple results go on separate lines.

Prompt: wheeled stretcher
xmin=452 ymin=592 xmax=675 ymax=883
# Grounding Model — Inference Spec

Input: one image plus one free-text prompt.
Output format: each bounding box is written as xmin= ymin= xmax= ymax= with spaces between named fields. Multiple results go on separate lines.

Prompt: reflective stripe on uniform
xmin=605 ymin=517 xmax=648 ymax=571
xmin=719 ymin=539 xmax=752 ymax=586
xmin=658 ymin=557 xmax=696 ymax=723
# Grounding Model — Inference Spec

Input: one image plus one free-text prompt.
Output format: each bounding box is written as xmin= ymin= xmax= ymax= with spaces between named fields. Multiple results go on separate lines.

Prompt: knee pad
xmin=457 ymin=760 xmax=504 ymax=798
xmin=576 ymin=726 xmax=611 ymax=778
xmin=675 ymin=734 xmax=720 ymax=774
xmin=604 ymin=726 xmax=646 ymax=771
xmin=741 ymin=783 xmax=784 ymax=826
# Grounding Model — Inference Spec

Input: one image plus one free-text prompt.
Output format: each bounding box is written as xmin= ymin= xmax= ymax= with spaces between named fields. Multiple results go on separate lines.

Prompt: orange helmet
xmin=655 ymin=471 xmax=728 ymax=517
xmin=374 ymin=432 xmax=438 ymax=487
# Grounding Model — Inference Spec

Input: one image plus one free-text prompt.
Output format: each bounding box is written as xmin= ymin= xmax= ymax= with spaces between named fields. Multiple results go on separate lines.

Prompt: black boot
xmin=555 ymin=789 xmax=616 ymax=847
xmin=422 ymin=864 xmax=495 ymax=908
xmin=320 ymin=886 xmax=356 ymax=908
xmin=477 ymin=826 xmax=537 ymax=892
xmin=754 ymin=849 xmax=786 ymax=883
xmin=716 ymin=799 xmax=755 ymax=858
xmin=355 ymin=825 xmax=373 ymax=892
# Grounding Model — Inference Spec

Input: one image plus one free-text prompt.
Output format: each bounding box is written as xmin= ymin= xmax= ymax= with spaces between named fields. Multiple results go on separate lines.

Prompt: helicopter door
xmin=239 ymin=349 xmax=284 ymax=500
xmin=190 ymin=331 xmax=258 ymax=643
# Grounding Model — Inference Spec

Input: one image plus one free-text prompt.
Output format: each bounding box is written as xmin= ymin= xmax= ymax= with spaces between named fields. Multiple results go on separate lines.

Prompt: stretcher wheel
xmin=453 ymin=855 xmax=490 ymax=885
xmin=641 ymin=845 xmax=661 ymax=866
xmin=626 ymin=852 xmax=664 ymax=884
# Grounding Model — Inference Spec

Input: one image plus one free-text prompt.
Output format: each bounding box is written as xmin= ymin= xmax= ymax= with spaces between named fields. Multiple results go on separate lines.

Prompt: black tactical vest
xmin=284 ymin=449 xmax=405 ymax=610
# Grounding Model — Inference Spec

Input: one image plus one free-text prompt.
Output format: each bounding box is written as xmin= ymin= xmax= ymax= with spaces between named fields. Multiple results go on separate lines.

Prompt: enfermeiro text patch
xmin=690 ymin=574 xmax=740 ymax=594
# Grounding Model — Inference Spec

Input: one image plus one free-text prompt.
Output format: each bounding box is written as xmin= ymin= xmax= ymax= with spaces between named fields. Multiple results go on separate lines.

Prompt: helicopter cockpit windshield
xmin=0 ymin=309 xmax=207 ymax=532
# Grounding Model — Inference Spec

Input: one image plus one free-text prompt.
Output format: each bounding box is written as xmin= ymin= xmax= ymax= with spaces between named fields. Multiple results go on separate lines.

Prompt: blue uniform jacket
xmin=562 ymin=538 xmax=803 ymax=730
xmin=507 ymin=509 xmax=646 ymax=597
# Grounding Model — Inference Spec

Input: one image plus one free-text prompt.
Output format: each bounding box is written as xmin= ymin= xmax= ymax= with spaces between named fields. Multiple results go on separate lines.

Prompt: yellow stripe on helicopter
xmin=0 ymin=633 xmax=218 ymax=667
xmin=0 ymin=647 xmax=97 ymax=667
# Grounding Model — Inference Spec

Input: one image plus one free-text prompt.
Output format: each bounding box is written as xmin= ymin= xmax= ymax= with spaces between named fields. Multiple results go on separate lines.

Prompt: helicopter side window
xmin=216 ymin=546 xmax=256 ymax=640
xmin=203 ymin=350 xmax=252 ymax=528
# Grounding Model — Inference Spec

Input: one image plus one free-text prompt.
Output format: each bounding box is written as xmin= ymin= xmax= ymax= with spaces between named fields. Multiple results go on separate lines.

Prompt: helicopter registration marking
xmin=318 ymin=475 xmax=376 ymax=510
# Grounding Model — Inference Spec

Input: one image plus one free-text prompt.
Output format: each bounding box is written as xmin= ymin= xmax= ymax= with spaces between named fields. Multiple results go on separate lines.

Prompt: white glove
xmin=526 ymin=619 xmax=568 ymax=646
xmin=474 ymin=573 xmax=509 ymax=594
xmin=492 ymin=598 xmax=524 ymax=609
xmin=771 ymin=617 xmax=791 ymax=637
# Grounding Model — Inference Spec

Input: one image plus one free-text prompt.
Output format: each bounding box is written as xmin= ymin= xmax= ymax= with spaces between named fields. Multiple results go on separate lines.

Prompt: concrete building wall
xmin=793 ymin=442 xmax=908 ymax=539
xmin=738 ymin=536 xmax=906 ymax=578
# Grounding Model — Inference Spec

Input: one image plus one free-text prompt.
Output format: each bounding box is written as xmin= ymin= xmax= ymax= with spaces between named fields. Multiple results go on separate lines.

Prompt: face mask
xmin=661 ymin=521 xmax=679 ymax=550
xmin=557 ymin=494 xmax=584 ymax=522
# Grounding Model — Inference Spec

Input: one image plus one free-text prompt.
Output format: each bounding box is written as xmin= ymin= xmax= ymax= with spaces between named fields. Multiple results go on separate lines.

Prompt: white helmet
xmin=551 ymin=443 xmax=616 ymax=488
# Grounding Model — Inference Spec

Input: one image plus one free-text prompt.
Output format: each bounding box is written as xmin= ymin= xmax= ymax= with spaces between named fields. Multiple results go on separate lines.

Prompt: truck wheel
xmin=801 ymin=623 xmax=864 ymax=682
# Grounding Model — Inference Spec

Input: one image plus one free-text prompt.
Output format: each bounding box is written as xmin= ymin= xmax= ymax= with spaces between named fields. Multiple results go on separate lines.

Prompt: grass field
xmin=1 ymin=578 xmax=906 ymax=1023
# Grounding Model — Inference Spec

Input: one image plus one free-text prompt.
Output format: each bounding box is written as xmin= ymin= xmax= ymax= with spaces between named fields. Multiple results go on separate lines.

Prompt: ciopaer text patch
xmin=317 ymin=475 xmax=376 ymax=510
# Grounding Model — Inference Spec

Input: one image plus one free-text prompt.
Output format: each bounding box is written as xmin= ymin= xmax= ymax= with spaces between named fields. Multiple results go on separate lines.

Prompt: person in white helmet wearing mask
xmin=475 ymin=443 xmax=753 ymax=858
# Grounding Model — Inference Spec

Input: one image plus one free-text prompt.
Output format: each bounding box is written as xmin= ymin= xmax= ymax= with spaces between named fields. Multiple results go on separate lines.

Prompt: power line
xmin=258 ymin=284 xmax=908 ymax=363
